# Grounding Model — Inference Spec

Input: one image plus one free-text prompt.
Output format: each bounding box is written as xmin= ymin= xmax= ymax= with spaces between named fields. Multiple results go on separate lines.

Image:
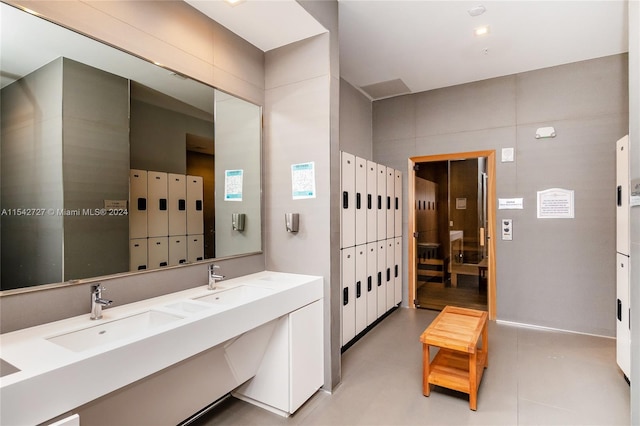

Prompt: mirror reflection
xmin=0 ymin=4 xmax=262 ymax=291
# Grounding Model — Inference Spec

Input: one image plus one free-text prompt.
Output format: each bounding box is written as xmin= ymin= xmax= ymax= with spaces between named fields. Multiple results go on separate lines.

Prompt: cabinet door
xmin=341 ymin=152 xmax=356 ymax=248
xmin=366 ymin=161 xmax=377 ymax=243
xmin=169 ymin=235 xmax=187 ymax=266
xmin=386 ymin=167 xmax=395 ymax=238
xmin=385 ymin=238 xmax=395 ymax=311
xmin=148 ymin=171 xmax=168 ymax=238
xmin=186 ymin=175 xmax=204 ymax=235
xmin=187 ymin=234 xmax=204 ymax=263
xmin=376 ymin=164 xmax=386 ymax=241
xmin=129 ymin=238 xmax=147 ymax=271
xmin=168 ymin=173 xmax=186 ymax=236
xmin=129 ymin=170 xmax=148 ymax=239
xmin=394 ymin=236 xmax=402 ymax=305
xmin=355 ymin=244 xmax=368 ymax=335
xmin=147 ymin=236 xmax=168 ymax=268
xmin=376 ymin=241 xmax=386 ymax=318
xmin=616 ymin=253 xmax=631 ymax=377
xmin=341 ymin=247 xmax=356 ymax=346
xmin=394 ymin=169 xmax=402 ymax=238
xmin=355 ymin=156 xmax=367 ymax=246
xmin=366 ymin=242 xmax=377 ymax=326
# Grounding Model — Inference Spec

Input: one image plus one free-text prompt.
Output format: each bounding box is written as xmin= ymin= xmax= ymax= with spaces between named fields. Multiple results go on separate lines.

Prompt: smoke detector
xmin=468 ymin=5 xmax=486 ymax=17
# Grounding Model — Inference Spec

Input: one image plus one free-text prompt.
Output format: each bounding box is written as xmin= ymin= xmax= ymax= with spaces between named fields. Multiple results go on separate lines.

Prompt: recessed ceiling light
xmin=224 ymin=0 xmax=245 ymax=6
xmin=468 ymin=5 xmax=486 ymax=17
xmin=474 ymin=25 xmax=490 ymax=37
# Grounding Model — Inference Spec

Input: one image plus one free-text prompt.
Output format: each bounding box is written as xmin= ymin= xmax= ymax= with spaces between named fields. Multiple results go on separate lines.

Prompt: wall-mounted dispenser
xmin=285 ymin=213 xmax=299 ymax=233
xmin=232 ymin=213 xmax=245 ymax=231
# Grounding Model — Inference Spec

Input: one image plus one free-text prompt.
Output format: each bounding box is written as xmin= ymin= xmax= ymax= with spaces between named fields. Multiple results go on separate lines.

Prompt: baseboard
xmin=496 ymin=319 xmax=615 ymax=340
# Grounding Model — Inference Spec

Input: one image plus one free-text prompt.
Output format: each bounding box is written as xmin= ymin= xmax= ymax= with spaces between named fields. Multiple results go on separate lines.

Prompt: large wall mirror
xmin=0 ymin=3 xmax=262 ymax=292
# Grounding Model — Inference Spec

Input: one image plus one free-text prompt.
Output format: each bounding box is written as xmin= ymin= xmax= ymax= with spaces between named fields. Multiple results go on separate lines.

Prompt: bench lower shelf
xmin=427 ymin=348 xmax=487 ymax=395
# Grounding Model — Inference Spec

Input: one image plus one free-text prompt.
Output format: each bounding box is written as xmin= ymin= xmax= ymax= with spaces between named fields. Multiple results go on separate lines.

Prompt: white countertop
xmin=0 ymin=271 xmax=323 ymax=426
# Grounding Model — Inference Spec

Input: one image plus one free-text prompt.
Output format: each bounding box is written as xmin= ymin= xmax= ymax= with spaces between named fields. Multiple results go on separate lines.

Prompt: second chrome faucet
xmin=208 ymin=264 xmax=225 ymax=290
xmin=90 ymin=284 xmax=113 ymax=320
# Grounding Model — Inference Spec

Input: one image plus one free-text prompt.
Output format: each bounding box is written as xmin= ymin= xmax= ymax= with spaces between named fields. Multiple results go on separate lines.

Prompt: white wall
xmin=340 ymin=78 xmax=373 ymax=160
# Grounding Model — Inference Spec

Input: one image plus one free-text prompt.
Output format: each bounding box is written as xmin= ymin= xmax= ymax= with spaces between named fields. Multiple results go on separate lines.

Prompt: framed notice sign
xmin=537 ymin=188 xmax=574 ymax=219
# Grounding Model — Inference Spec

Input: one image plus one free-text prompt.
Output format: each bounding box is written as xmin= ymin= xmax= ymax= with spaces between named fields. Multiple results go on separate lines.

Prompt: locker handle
xmin=356 ymin=193 xmax=361 ymax=209
xmin=395 ymin=264 xmax=398 ymax=278
xmin=367 ymin=276 xmax=372 ymax=291
xmin=343 ymin=191 xmax=349 ymax=209
xmin=159 ymin=198 xmax=167 ymax=211
xmin=395 ymin=197 xmax=399 ymax=210
xmin=343 ymin=287 xmax=349 ymax=306
xmin=178 ymin=199 xmax=186 ymax=211
xmin=179 ymin=259 xmax=186 ymax=264
xmin=137 ymin=265 xmax=147 ymax=271
xmin=617 ymin=185 xmax=622 ymax=206
xmin=377 ymin=272 xmax=382 ymax=286
xmin=367 ymin=194 xmax=372 ymax=209
xmin=196 ymin=200 xmax=203 ymax=211
xmin=387 ymin=196 xmax=391 ymax=210
xmin=386 ymin=268 xmax=391 ymax=282
xmin=160 ymin=262 xmax=168 ymax=267
xmin=137 ymin=198 xmax=147 ymax=211
xmin=617 ymin=299 xmax=622 ymax=321
xmin=197 ymin=256 xmax=203 ymax=261
xmin=356 ymin=281 xmax=361 ymax=298
xmin=377 ymin=195 xmax=382 ymax=210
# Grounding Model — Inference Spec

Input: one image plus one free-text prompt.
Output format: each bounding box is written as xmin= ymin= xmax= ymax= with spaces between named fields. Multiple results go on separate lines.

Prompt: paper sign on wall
xmin=498 ymin=198 xmax=523 ymax=210
xmin=224 ymin=169 xmax=243 ymax=201
xmin=537 ymin=188 xmax=574 ymax=218
xmin=291 ymin=162 xmax=316 ymax=200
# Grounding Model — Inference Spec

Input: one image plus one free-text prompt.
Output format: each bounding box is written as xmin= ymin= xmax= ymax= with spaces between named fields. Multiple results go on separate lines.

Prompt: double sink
xmin=46 ymin=285 xmax=274 ymax=353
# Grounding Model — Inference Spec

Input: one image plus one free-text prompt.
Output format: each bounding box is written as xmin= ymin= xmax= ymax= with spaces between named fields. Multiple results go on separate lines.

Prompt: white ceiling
xmin=190 ymin=0 xmax=629 ymax=101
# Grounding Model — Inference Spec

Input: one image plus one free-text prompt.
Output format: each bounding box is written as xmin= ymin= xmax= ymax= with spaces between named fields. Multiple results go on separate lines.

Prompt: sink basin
xmin=163 ymin=300 xmax=213 ymax=315
xmin=195 ymin=285 xmax=273 ymax=305
xmin=47 ymin=311 xmax=182 ymax=352
xmin=0 ymin=358 xmax=21 ymax=378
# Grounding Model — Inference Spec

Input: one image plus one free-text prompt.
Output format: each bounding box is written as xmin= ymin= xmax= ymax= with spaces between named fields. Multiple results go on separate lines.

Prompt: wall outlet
xmin=502 ymin=219 xmax=513 ymax=240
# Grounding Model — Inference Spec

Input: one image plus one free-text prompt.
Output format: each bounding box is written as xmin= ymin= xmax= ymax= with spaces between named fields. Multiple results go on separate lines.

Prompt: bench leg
xmin=422 ymin=344 xmax=431 ymax=396
xmin=469 ymin=351 xmax=477 ymax=410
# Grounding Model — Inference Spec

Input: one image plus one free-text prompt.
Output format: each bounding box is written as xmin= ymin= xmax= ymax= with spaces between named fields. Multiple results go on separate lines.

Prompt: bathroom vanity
xmin=0 ymin=271 xmax=324 ymax=425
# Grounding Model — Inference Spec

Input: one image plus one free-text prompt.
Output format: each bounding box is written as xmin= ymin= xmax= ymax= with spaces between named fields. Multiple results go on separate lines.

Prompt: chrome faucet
xmin=90 ymin=284 xmax=113 ymax=320
xmin=208 ymin=264 xmax=225 ymax=290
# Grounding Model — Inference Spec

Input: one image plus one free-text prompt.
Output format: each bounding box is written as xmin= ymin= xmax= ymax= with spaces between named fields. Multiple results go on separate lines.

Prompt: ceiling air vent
xmin=360 ymin=79 xmax=410 ymax=100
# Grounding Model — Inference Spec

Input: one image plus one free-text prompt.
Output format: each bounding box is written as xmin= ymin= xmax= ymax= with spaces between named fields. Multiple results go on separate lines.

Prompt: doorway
xmin=408 ymin=151 xmax=496 ymax=320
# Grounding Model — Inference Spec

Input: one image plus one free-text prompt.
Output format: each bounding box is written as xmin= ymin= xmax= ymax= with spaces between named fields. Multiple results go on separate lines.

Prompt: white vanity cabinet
xmin=234 ymin=299 xmax=324 ymax=416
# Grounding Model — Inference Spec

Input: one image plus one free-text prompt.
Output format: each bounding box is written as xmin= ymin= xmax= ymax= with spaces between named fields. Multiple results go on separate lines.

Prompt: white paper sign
xmin=224 ymin=169 xmax=243 ymax=201
xmin=537 ymin=188 xmax=574 ymax=218
xmin=498 ymin=198 xmax=523 ymax=210
xmin=291 ymin=162 xmax=316 ymax=199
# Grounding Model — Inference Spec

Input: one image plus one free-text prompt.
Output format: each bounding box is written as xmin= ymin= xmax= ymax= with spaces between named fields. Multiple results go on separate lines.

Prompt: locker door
xmin=616 ymin=253 xmax=631 ymax=377
xmin=355 ymin=245 xmax=367 ymax=335
xmin=366 ymin=242 xmax=377 ymax=326
xmin=394 ymin=170 xmax=402 ymax=238
xmin=148 ymin=171 xmax=168 ymax=238
xmin=341 ymin=152 xmax=356 ymax=248
xmin=168 ymin=173 xmax=187 ymax=237
xmin=148 ymin=236 xmax=168 ymax=268
xmin=385 ymin=239 xmax=395 ymax=311
xmin=341 ymin=247 xmax=356 ymax=346
xmin=129 ymin=170 xmax=147 ymax=239
xmin=129 ymin=238 xmax=147 ymax=271
xmin=376 ymin=241 xmax=386 ymax=318
xmin=394 ymin=236 xmax=402 ymax=305
xmin=376 ymin=164 xmax=386 ymax=241
xmin=616 ymin=136 xmax=629 ymax=255
xmin=355 ymin=157 xmax=367 ymax=246
xmin=187 ymin=234 xmax=204 ymax=263
xmin=169 ymin=236 xmax=187 ymax=266
xmin=366 ymin=161 xmax=377 ymax=242
xmin=386 ymin=167 xmax=395 ymax=238
xmin=187 ymin=176 xmax=204 ymax=235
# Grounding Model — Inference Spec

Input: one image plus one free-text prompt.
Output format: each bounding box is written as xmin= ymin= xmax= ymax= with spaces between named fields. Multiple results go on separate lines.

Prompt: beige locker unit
xmin=386 ymin=167 xmax=395 ymax=238
xmin=366 ymin=242 xmax=378 ymax=326
xmin=376 ymin=164 xmax=386 ymax=241
xmin=376 ymin=241 xmax=386 ymax=318
xmin=168 ymin=173 xmax=187 ymax=237
xmin=187 ymin=234 xmax=204 ymax=263
xmin=129 ymin=238 xmax=147 ymax=271
xmin=169 ymin=235 xmax=187 ymax=266
xmin=129 ymin=169 xmax=148 ymax=239
xmin=366 ymin=161 xmax=377 ymax=242
xmin=355 ymin=157 xmax=367 ymax=246
xmin=385 ymin=238 xmax=395 ymax=311
xmin=341 ymin=152 xmax=356 ymax=248
xmin=394 ymin=170 xmax=402 ymax=238
xmin=147 ymin=171 xmax=169 ymax=238
xmin=341 ymin=247 xmax=356 ymax=346
xmin=616 ymin=135 xmax=631 ymax=379
xmin=354 ymin=245 xmax=368 ymax=335
xmin=186 ymin=175 xmax=204 ymax=235
xmin=394 ymin=236 xmax=402 ymax=305
xmin=148 ymin=236 xmax=169 ymax=269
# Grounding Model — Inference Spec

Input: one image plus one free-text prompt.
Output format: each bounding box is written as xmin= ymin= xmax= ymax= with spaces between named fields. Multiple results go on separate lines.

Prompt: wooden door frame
xmin=408 ymin=150 xmax=496 ymax=320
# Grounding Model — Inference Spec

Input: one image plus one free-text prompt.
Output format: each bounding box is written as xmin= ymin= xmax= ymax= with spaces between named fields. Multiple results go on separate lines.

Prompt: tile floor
xmin=192 ymin=308 xmax=630 ymax=425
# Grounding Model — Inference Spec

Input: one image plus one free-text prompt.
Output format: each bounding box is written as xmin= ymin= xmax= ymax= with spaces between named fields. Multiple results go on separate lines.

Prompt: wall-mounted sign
xmin=631 ymin=178 xmax=640 ymax=207
xmin=291 ymin=162 xmax=316 ymax=200
xmin=498 ymin=198 xmax=523 ymax=210
xmin=537 ymin=188 xmax=574 ymax=218
xmin=456 ymin=198 xmax=467 ymax=209
xmin=224 ymin=169 xmax=243 ymax=201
